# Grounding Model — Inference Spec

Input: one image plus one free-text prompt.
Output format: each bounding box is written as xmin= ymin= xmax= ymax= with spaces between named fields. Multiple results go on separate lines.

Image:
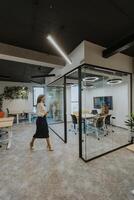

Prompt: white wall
xmin=82 ymin=83 xmax=130 ymax=128
xmin=66 ymin=83 xmax=130 ymax=128
xmin=0 ymin=81 xmax=42 ymax=113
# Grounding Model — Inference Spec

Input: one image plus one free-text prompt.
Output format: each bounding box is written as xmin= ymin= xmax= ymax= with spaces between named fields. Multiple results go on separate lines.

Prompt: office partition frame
xmin=47 ymin=77 xmax=67 ymax=143
xmin=47 ymin=63 xmax=133 ymax=162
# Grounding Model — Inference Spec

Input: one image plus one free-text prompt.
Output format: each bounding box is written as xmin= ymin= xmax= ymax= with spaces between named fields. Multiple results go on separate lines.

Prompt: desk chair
xmin=105 ymin=115 xmax=116 ymax=134
xmin=96 ymin=117 xmax=105 ymax=139
xmin=71 ymin=114 xmax=78 ymax=135
xmin=104 ymin=114 xmax=111 ymax=135
xmin=91 ymin=110 xmax=98 ymax=115
xmin=71 ymin=114 xmax=86 ymax=134
xmin=6 ymin=108 xmax=16 ymax=123
xmin=111 ymin=116 xmax=116 ymax=132
xmin=89 ymin=116 xmax=105 ymax=140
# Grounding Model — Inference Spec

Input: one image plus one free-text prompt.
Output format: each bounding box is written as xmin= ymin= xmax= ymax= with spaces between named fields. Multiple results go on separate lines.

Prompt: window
xmin=71 ymin=85 xmax=78 ymax=113
xmin=33 ymin=87 xmax=44 ymax=106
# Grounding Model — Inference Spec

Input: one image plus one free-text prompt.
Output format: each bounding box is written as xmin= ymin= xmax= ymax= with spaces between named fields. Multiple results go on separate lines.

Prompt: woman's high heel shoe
xmin=47 ymin=145 xmax=54 ymax=151
xmin=30 ymin=142 xmax=34 ymax=150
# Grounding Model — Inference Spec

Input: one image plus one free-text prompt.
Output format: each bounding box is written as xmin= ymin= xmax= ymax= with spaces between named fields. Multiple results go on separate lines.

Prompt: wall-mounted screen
xmin=93 ymin=96 xmax=113 ymax=110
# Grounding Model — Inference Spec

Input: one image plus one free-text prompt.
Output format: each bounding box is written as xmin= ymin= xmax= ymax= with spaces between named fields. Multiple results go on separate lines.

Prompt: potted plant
xmin=125 ymin=113 xmax=134 ymax=143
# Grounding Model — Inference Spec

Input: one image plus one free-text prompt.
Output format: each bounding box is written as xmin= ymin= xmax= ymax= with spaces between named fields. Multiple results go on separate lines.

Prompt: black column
xmin=78 ymin=67 xmax=82 ymax=158
xmin=64 ymin=76 xmax=67 ymax=143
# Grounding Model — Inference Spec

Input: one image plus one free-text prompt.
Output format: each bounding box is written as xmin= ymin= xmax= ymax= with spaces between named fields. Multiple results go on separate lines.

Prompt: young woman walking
xmin=30 ymin=95 xmax=53 ymax=151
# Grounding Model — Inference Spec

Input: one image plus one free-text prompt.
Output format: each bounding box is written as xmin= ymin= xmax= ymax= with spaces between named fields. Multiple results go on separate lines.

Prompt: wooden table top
xmin=0 ymin=117 xmax=14 ymax=128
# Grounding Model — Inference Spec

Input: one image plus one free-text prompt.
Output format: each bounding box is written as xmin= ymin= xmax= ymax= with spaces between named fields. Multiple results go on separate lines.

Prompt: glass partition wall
xmin=66 ymin=69 xmax=79 ymax=154
xmin=47 ymin=64 xmax=132 ymax=162
xmin=47 ymin=77 xmax=66 ymax=142
xmin=81 ymin=65 xmax=131 ymax=161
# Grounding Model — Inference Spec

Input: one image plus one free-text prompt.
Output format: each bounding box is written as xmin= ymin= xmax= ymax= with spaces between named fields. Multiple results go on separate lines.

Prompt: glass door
xmin=66 ymin=69 xmax=79 ymax=151
xmin=47 ymin=77 xmax=66 ymax=142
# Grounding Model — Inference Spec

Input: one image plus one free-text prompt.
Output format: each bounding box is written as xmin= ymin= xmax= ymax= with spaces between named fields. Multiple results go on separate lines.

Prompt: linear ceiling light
xmin=47 ymin=35 xmax=72 ymax=65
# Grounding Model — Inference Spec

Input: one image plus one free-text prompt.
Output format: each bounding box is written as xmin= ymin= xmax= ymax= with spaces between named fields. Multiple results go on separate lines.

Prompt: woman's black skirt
xmin=33 ymin=116 xmax=49 ymax=138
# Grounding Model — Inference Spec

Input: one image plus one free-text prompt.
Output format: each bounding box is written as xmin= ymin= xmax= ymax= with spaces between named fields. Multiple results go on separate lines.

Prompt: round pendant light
xmin=83 ymin=76 xmax=99 ymax=82
xmin=107 ymin=78 xmax=122 ymax=85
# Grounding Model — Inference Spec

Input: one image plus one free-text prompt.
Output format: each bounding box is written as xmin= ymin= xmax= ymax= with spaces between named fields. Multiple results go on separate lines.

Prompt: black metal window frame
xmin=47 ymin=63 xmax=133 ymax=162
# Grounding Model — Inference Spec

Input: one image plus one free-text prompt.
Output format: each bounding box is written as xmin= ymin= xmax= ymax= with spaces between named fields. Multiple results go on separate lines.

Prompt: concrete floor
xmin=49 ymin=122 xmax=131 ymax=160
xmin=0 ymin=124 xmax=134 ymax=200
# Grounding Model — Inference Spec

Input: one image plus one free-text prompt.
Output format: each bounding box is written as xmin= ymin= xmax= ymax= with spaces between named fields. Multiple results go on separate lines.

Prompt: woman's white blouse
xmin=36 ymin=103 xmax=46 ymax=117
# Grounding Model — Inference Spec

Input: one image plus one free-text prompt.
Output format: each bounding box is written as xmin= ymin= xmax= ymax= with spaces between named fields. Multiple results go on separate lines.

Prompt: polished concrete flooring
xmin=0 ymin=124 xmax=134 ymax=200
xmin=49 ymin=122 xmax=130 ymax=160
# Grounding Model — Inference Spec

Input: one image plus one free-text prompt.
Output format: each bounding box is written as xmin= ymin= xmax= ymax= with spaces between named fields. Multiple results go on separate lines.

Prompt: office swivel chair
xmin=89 ymin=116 xmax=105 ymax=140
xmin=6 ymin=108 xmax=17 ymax=123
xmin=104 ymin=114 xmax=111 ymax=135
xmin=71 ymin=114 xmax=78 ymax=135
xmin=91 ymin=110 xmax=98 ymax=115
xmin=95 ymin=117 xmax=105 ymax=140
xmin=6 ymin=108 xmax=16 ymax=118
xmin=111 ymin=116 xmax=116 ymax=132
xmin=105 ymin=114 xmax=111 ymax=127
xmin=71 ymin=115 xmax=78 ymax=135
xmin=104 ymin=115 xmax=116 ymax=135
xmin=71 ymin=114 xmax=86 ymax=134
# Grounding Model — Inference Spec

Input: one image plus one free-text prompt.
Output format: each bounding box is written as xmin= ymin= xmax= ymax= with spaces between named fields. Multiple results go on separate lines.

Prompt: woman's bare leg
xmin=46 ymin=138 xmax=53 ymax=151
xmin=30 ymin=137 xmax=35 ymax=150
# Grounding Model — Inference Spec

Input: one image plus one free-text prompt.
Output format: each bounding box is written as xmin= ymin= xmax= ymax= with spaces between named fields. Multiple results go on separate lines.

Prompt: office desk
xmin=82 ymin=114 xmax=97 ymax=119
xmin=72 ymin=113 xmax=97 ymax=119
xmin=9 ymin=110 xmax=35 ymax=124
xmin=9 ymin=111 xmax=22 ymax=124
xmin=0 ymin=117 xmax=14 ymax=149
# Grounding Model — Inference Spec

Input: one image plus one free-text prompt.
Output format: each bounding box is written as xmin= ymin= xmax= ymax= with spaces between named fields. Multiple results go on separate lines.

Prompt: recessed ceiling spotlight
xmin=107 ymin=78 xmax=122 ymax=85
xmin=47 ymin=34 xmax=72 ymax=65
xmin=83 ymin=76 xmax=99 ymax=82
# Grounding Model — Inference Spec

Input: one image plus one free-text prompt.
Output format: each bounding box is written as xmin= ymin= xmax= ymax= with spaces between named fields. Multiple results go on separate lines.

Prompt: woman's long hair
xmin=37 ymin=95 xmax=45 ymax=105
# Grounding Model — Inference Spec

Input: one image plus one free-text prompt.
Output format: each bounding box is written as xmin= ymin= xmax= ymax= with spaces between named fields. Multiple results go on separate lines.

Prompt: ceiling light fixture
xmin=83 ymin=76 xmax=99 ymax=82
xmin=47 ymin=35 xmax=72 ymax=65
xmin=107 ymin=78 xmax=122 ymax=85
xmin=88 ymin=85 xmax=94 ymax=88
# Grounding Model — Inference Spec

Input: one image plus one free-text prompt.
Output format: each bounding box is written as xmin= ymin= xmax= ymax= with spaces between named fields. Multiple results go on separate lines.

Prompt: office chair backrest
xmin=71 ymin=114 xmax=77 ymax=124
xmin=91 ymin=109 xmax=98 ymax=115
xmin=6 ymin=108 xmax=9 ymax=114
xmin=96 ymin=117 xmax=104 ymax=128
xmin=105 ymin=114 xmax=111 ymax=125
